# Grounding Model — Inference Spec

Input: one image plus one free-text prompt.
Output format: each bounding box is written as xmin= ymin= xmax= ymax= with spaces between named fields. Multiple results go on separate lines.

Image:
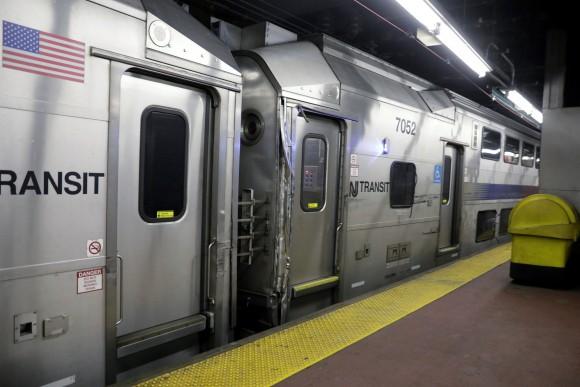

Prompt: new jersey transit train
xmin=0 ymin=0 xmax=540 ymax=385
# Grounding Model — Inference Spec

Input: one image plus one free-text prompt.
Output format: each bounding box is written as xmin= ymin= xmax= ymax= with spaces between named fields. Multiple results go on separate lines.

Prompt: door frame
xmin=437 ymin=139 xmax=466 ymax=256
xmin=286 ymin=106 xmax=346 ymax=301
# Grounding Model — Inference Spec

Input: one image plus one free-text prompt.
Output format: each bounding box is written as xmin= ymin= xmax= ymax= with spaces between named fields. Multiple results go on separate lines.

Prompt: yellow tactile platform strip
xmin=137 ymin=244 xmax=511 ymax=387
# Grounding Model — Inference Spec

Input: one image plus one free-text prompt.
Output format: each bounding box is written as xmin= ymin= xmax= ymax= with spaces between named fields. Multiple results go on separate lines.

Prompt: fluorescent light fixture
xmin=507 ymin=90 xmax=543 ymax=124
xmin=394 ymin=0 xmax=492 ymax=77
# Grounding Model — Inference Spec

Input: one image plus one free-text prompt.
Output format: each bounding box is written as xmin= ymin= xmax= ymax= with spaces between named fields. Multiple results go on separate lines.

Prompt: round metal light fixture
xmin=149 ymin=20 xmax=171 ymax=47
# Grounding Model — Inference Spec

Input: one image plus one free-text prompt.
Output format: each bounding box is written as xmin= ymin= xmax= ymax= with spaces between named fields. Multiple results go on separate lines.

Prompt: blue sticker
xmin=433 ymin=164 xmax=442 ymax=184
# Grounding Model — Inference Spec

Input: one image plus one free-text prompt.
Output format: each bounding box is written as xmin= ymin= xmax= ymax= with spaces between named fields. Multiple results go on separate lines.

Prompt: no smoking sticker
xmin=86 ymin=239 xmax=104 ymax=257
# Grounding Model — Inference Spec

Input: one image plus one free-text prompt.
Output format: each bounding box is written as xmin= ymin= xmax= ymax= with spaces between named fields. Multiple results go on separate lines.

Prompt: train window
xmin=301 ymin=135 xmax=327 ymax=212
xmin=139 ymin=107 xmax=188 ymax=223
xmin=481 ymin=128 xmax=501 ymax=161
xmin=521 ymin=142 xmax=535 ymax=167
xmin=504 ymin=136 xmax=520 ymax=165
xmin=535 ymin=146 xmax=541 ymax=169
xmin=499 ymin=208 xmax=512 ymax=236
xmin=476 ymin=210 xmax=497 ymax=242
xmin=441 ymin=156 xmax=452 ymax=205
xmin=390 ymin=162 xmax=416 ymax=208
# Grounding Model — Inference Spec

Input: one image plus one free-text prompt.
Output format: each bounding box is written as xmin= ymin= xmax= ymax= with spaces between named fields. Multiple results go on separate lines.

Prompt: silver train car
xmin=233 ymin=31 xmax=540 ymax=328
xmin=0 ymin=1 xmax=540 ymax=385
xmin=1 ymin=0 xmax=241 ymax=385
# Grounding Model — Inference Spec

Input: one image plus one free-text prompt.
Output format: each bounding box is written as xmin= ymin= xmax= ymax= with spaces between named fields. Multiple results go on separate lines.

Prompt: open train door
xmin=111 ymin=72 xmax=211 ymax=367
xmin=438 ymin=142 xmax=464 ymax=257
xmin=287 ymin=111 xmax=342 ymax=320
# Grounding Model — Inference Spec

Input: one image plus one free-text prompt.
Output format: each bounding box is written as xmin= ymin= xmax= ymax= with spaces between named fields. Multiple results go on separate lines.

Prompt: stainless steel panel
xmin=0 ymin=270 xmax=105 ymax=386
xmin=245 ymin=41 xmax=340 ymax=108
xmin=289 ymin=114 xmax=340 ymax=286
xmin=235 ymin=56 xmax=279 ymax=297
xmin=324 ymin=54 xmax=430 ymax=111
xmin=0 ymin=107 xmax=107 ymax=270
xmin=142 ymin=0 xmax=240 ymax=76
xmin=241 ymin=22 xmax=297 ymax=50
xmin=116 ymin=73 xmax=207 ymax=336
xmin=438 ymin=145 xmax=457 ymax=249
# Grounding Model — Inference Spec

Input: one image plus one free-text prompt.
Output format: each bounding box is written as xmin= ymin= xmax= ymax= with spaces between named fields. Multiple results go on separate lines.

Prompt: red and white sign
xmin=86 ymin=239 xmax=103 ymax=257
xmin=77 ymin=267 xmax=103 ymax=294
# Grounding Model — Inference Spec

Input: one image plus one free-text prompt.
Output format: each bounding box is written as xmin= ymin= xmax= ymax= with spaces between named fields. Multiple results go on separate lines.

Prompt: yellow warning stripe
xmin=137 ymin=244 xmax=511 ymax=387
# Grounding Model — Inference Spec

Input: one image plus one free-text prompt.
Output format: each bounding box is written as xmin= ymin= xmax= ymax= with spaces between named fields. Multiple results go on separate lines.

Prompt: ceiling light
xmin=506 ymin=90 xmax=543 ymax=124
xmin=394 ymin=0 xmax=492 ymax=78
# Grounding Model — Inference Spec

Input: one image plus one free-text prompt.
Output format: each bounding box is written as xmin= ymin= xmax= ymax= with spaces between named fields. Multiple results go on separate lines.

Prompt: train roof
xmin=309 ymin=34 xmax=540 ymax=139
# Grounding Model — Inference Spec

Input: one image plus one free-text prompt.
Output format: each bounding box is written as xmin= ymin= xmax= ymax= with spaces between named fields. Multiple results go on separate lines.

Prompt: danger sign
xmin=86 ymin=239 xmax=103 ymax=257
xmin=77 ymin=267 xmax=103 ymax=294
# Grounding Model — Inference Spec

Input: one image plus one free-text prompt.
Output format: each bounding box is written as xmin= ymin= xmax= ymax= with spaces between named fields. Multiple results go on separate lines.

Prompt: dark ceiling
xmin=186 ymin=0 xmax=577 ymax=122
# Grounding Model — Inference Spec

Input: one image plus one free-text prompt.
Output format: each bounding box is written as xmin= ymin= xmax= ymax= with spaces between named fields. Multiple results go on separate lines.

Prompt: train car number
xmin=395 ymin=117 xmax=417 ymax=135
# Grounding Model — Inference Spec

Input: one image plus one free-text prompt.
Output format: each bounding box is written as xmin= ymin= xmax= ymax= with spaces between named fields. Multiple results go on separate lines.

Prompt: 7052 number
xmin=395 ymin=117 xmax=417 ymax=135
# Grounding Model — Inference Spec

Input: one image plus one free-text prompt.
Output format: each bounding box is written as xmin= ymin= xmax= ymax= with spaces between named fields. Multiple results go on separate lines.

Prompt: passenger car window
xmin=390 ymin=162 xmax=416 ymax=208
xmin=476 ymin=210 xmax=497 ymax=242
xmin=504 ymin=136 xmax=520 ymax=165
xmin=499 ymin=208 xmax=512 ymax=236
xmin=140 ymin=107 xmax=188 ymax=222
xmin=301 ymin=135 xmax=327 ymax=212
xmin=535 ymin=146 xmax=541 ymax=169
xmin=481 ymin=128 xmax=501 ymax=161
xmin=521 ymin=142 xmax=535 ymax=167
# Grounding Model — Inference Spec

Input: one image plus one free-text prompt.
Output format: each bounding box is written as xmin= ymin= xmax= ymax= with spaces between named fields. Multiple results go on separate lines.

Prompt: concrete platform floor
xmin=279 ymin=263 xmax=580 ymax=387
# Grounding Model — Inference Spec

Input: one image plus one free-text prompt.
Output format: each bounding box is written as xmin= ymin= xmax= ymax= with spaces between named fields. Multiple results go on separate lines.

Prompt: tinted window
xmin=499 ymin=208 xmax=512 ymax=236
xmin=504 ymin=136 xmax=520 ymax=165
xmin=476 ymin=210 xmax=497 ymax=242
xmin=301 ymin=136 xmax=327 ymax=212
xmin=140 ymin=107 xmax=188 ymax=222
xmin=390 ymin=162 xmax=416 ymax=208
xmin=535 ymin=146 xmax=541 ymax=169
xmin=442 ymin=156 xmax=452 ymax=205
xmin=521 ymin=142 xmax=535 ymax=167
xmin=481 ymin=128 xmax=501 ymax=161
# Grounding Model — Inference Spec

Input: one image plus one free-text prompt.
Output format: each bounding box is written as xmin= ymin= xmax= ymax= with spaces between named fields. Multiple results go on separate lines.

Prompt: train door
xmin=438 ymin=144 xmax=462 ymax=252
xmin=114 ymin=73 xmax=208 ymax=352
xmin=288 ymin=114 xmax=341 ymax=320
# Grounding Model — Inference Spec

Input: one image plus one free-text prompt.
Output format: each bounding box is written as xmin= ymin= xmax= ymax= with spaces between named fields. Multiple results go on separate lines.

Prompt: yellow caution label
xmin=156 ymin=210 xmax=174 ymax=219
xmin=307 ymin=202 xmax=319 ymax=209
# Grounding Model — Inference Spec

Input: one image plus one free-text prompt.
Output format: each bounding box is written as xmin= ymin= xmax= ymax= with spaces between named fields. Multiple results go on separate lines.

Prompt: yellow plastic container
xmin=508 ymin=194 xmax=580 ymax=282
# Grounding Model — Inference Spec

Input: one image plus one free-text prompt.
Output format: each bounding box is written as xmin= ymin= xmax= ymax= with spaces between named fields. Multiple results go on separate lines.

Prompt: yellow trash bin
xmin=508 ymin=194 xmax=580 ymax=284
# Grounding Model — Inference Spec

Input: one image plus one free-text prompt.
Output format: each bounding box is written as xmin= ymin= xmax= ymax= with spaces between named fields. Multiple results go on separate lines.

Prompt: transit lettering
xmin=0 ymin=170 xmax=105 ymax=195
xmin=350 ymin=180 xmax=390 ymax=197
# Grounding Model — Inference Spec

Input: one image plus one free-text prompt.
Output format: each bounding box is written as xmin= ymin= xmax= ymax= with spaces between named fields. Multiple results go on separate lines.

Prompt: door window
xmin=442 ymin=156 xmax=452 ymax=205
xmin=535 ymin=146 xmax=541 ymax=169
xmin=390 ymin=162 xmax=416 ymax=208
xmin=301 ymin=135 xmax=327 ymax=212
xmin=139 ymin=107 xmax=188 ymax=222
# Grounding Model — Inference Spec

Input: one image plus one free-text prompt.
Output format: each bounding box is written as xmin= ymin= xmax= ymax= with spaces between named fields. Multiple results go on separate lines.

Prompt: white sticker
xmin=77 ymin=268 xmax=104 ymax=294
xmin=41 ymin=375 xmax=76 ymax=387
xmin=350 ymin=154 xmax=358 ymax=165
xmin=351 ymin=280 xmax=365 ymax=288
xmin=86 ymin=239 xmax=104 ymax=257
xmin=350 ymin=166 xmax=359 ymax=177
xmin=411 ymin=264 xmax=421 ymax=271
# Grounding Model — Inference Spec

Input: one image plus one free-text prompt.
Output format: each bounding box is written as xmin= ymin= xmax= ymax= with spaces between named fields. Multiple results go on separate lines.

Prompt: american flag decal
xmin=2 ymin=21 xmax=85 ymax=83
